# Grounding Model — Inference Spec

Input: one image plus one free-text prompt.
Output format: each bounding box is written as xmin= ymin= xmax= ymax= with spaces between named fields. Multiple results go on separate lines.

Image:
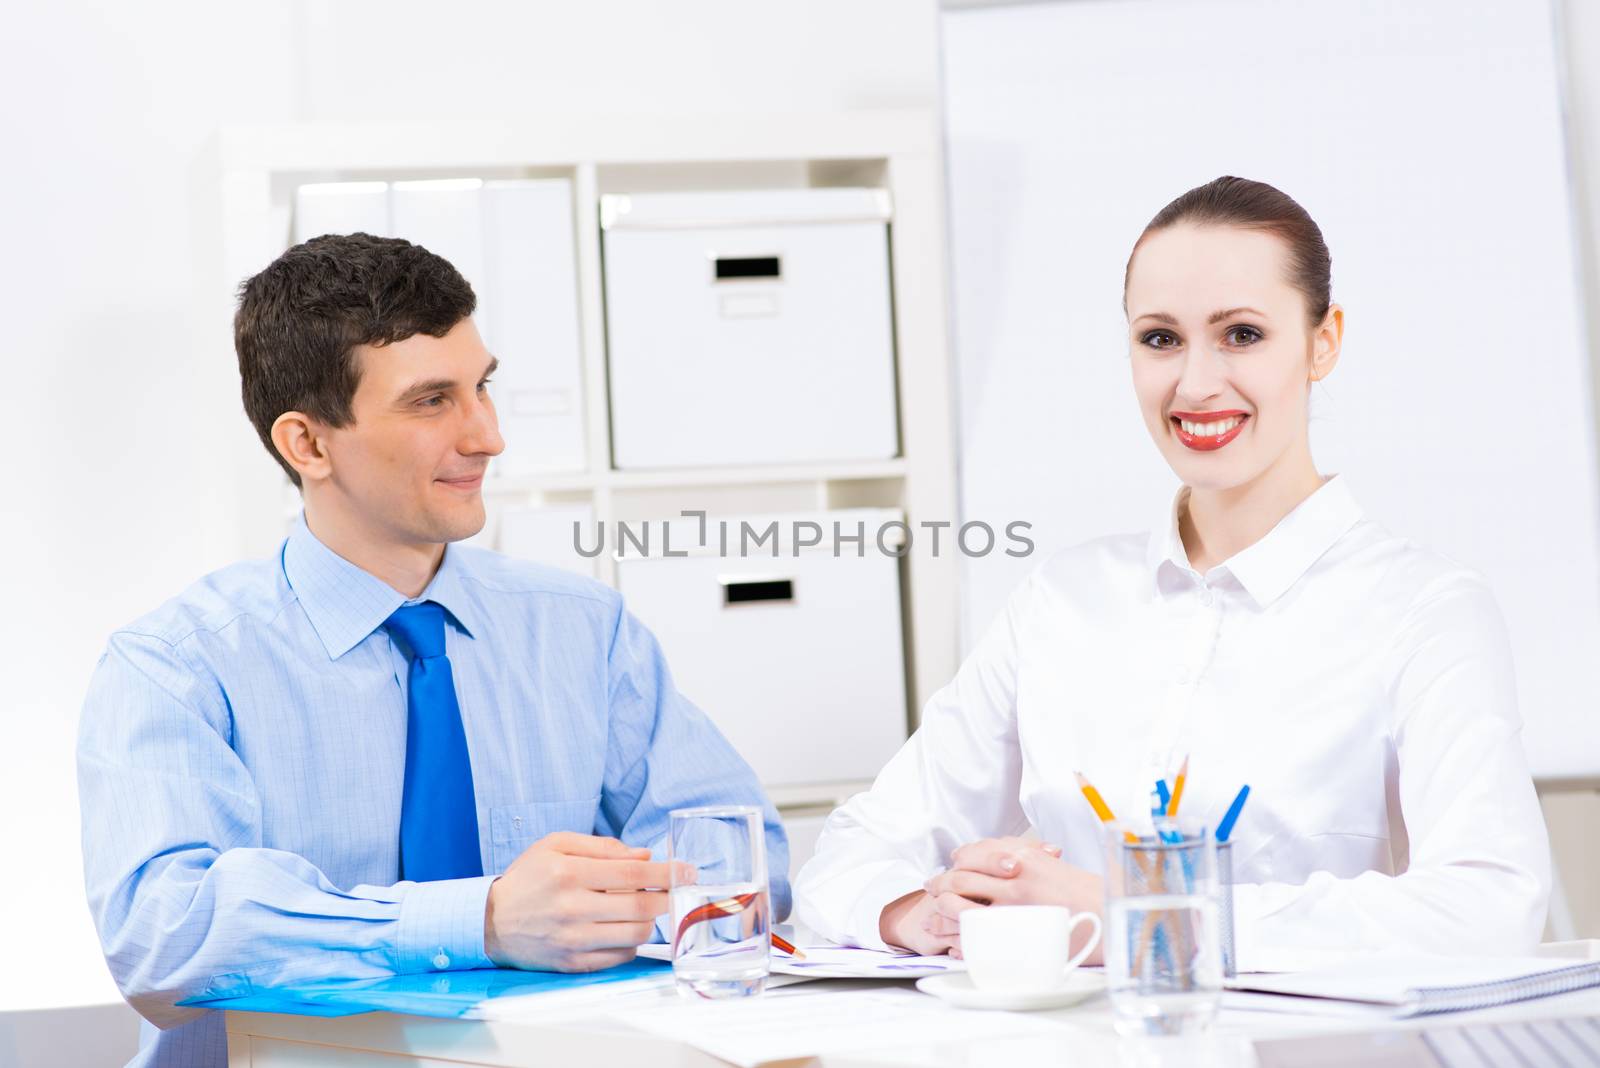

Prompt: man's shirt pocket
xmin=488 ymin=797 xmax=602 ymax=872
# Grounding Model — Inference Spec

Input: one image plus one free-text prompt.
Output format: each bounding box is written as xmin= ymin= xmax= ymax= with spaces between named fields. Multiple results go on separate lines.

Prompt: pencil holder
xmin=1216 ymin=839 xmax=1236 ymax=979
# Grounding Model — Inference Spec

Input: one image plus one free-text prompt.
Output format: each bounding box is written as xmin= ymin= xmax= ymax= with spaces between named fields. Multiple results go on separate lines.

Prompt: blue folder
xmin=180 ymin=958 xmax=671 ymax=1019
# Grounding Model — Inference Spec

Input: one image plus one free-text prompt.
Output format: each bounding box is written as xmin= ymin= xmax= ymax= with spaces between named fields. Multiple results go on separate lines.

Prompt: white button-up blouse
xmin=793 ymin=476 xmax=1550 ymax=969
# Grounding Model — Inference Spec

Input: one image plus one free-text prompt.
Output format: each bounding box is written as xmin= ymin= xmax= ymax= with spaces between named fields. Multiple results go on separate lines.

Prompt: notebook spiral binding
xmin=1399 ymin=961 xmax=1600 ymax=1018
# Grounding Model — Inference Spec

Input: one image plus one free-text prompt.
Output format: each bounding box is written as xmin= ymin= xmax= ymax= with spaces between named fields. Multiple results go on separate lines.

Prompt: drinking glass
xmin=1103 ymin=824 xmax=1223 ymax=1035
xmin=667 ymin=804 xmax=770 ymax=999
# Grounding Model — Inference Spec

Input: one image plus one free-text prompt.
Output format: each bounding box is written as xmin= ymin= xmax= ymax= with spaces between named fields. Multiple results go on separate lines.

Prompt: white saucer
xmin=915 ymin=970 xmax=1105 ymax=1011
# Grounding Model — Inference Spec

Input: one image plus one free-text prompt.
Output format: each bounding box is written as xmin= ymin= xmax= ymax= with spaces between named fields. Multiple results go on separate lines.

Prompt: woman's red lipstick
xmin=1171 ymin=410 xmax=1249 ymax=452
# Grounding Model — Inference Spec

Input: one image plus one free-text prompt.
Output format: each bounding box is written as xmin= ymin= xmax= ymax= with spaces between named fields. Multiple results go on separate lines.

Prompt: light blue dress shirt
xmin=78 ymin=515 xmax=789 ymax=1067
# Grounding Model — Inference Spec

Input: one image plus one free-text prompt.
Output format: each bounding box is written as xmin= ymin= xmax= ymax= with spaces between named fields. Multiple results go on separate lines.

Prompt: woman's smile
xmin=1170 ymin=409 xmax=1250 ymax=451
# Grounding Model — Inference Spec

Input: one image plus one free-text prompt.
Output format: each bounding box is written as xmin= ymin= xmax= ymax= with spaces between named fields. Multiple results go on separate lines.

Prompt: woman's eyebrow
xmin=1207 ymin=306 xmax=1266 ymax=324
xmin=1132 ymin=307 xmax=1266 ymax=327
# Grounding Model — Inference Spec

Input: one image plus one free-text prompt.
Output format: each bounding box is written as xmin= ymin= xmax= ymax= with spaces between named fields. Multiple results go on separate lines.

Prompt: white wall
xmin=0 ymin=0 xmax=940 ymax=1023
xmin=1545 ymin=0 xmax=1600 ymax=938
xmin=293 ymin=0 xmax=938 ymax=121
xmin=0 ymin=4 xmax=302 ymax=1015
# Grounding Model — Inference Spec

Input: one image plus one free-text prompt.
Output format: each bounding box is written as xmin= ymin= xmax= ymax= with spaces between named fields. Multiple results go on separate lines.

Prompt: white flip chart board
xmin=942 ymin=0 xmax=1600 ymax=781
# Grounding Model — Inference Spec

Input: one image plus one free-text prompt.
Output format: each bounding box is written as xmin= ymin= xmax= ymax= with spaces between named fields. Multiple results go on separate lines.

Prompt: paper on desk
xmin=778 ymin=941 xmax=960 ymax=978
xmin=618 ymin=983 xmax=1063 ymax=1068
xmin=1226 ymin=955 xmax=1583 ymax=1005
xmin=1220 ymin=990 xmax=1394 ymax=1019
xmin=636 ymin=938 xmax=959 ymax=979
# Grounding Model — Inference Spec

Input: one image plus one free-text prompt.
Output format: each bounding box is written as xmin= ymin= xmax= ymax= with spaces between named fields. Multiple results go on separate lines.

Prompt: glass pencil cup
xmin=668 ymin=805 xmax=770 ymax=999
xmin=1103 ymin=824 xmax=1224 ymax=1036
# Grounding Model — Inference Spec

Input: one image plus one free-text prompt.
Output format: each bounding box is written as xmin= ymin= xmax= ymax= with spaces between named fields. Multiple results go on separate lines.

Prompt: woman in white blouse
xmin=793 ymin=176 xmax=1551 ymax=969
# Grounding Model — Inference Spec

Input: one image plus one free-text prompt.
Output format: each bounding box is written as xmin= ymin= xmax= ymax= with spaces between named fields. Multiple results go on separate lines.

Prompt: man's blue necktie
xmin=383 ymin=602 xmax=483 ymax=882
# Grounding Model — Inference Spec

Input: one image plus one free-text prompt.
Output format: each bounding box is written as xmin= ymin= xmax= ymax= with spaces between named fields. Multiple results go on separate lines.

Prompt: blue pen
xmin=1148 ymin=787 xmax=1176 ymax=977
xmin=1216 ymin=785 xmax=1251 ymax=843
xmin=1151 ymin=786 xmax=1177 ymax=840
xmin=1155 ymin=778 xmax=1171 ymax=809
xmin=1153 ymin=786 xmax=1195 ymax=903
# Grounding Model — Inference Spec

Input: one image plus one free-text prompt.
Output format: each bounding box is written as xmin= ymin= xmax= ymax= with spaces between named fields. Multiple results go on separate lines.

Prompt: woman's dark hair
xmin=234 ymin=232 xmax=476 ymax=487
xmin=1123 ymin=176 xmax=1332 ymax=329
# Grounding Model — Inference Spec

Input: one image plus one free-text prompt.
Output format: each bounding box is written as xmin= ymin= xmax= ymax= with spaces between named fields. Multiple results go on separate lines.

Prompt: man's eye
xmin=477 ymin=378 xmax=493 ymax=392
xmin=1226 ymin=326 xmax=1262 ymax=346
xmin=1141 ymin=330 xmax=1179 ymax=349
xmin=419 ymin=395 xmax=445 ymax=408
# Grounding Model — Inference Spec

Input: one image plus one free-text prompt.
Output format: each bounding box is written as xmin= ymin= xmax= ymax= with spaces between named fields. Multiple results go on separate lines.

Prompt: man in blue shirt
xmin=78 ymin=233 xmax=789 ymax=1067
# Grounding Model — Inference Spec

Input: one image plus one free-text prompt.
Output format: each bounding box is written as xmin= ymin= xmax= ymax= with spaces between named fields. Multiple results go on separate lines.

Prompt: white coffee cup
xmin=959 ymin=905 xmax=1103 ymax=992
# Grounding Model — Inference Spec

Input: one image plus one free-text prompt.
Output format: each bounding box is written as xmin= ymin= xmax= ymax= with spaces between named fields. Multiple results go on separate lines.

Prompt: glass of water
xmin=1104 ymin=824 xmax=1223 ymax=1036
xmin=668 ymin=804 xmax=770 ymax=999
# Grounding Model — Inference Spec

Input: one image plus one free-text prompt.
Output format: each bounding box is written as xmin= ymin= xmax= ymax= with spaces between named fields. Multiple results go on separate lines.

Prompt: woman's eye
xmin=1225 ymin=326 xmax=1262 ymax=346
xmin=1141 ymin=330 xmax=1179 ymax=349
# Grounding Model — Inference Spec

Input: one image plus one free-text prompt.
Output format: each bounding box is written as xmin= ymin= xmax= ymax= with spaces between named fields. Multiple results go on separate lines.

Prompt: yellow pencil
xmin=1165 ymin=754 xmax=1190 ymax=818
xmin=1075 ymin=770 xmax=1140 ymax=844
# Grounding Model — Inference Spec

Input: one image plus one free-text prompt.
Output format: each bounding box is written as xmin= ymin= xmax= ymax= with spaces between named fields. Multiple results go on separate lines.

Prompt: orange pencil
xmin=1075 ymin=770 xmax=1140 ymax=844
xmin=1165 ymin=755 xmax=1190 ymax=819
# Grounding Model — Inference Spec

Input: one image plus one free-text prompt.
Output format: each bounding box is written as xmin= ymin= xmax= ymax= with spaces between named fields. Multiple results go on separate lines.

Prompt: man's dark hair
xmin=235 ymin=232 xmax=476 ymax=487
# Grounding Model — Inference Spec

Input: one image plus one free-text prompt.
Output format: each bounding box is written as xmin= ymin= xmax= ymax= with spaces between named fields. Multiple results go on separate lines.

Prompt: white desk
xmin=225 ymin=978 xmax=1600 ymax=1067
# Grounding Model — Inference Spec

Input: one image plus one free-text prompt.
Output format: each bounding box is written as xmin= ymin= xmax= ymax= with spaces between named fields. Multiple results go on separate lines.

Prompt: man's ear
xmin=1309 ymin=304 xmax=1344 ymax=383
xmin=270 ymin=411 xmax=333 ymax=485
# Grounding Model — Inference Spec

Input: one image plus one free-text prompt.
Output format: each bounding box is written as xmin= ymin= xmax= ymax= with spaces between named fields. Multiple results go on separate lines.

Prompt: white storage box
xmin=601 ymin=188 xmax=899 ymax=469
xmin=614 ymin=509 xmax=909 ymax=788
xmin=496 ymin=502 xmax=597 ymax=579
xmin=292 ymin=178 xmax=587 ymax=475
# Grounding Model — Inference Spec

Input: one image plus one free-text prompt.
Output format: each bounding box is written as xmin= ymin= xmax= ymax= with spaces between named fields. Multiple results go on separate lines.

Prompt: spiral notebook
xmin=1227 ymin=956 xmax=1600 ymax=1018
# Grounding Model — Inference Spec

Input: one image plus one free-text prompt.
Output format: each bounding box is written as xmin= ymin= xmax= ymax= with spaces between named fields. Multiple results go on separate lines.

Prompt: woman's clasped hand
xmin=882 ymin=837 xmax=1104 ymax=963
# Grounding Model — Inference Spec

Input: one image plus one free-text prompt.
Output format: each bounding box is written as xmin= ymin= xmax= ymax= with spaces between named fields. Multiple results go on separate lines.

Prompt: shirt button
xmin=1173 ymin=669 xmax=1190 ymax=685
xmin=1199 ymin=589 xmax=1214 ymax=606
xmin=433 ymin=952 xmax=450 ymax=969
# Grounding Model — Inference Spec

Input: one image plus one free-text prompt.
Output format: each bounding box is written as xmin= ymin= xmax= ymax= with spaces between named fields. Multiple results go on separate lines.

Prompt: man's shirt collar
xmin=282 ymin=513 xmax=480 ymax=659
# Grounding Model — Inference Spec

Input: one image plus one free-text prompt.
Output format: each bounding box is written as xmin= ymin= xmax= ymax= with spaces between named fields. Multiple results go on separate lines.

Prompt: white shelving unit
xmin=204 ymin=111 xmax=961 ymax=823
